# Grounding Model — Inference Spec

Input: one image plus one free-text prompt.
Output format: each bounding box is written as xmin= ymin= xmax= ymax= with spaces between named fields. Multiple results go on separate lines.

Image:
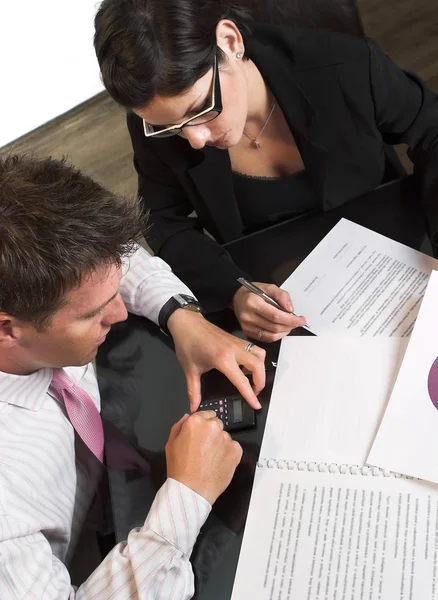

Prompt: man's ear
xmin=0 ymin=313 xmax=24 ymax=347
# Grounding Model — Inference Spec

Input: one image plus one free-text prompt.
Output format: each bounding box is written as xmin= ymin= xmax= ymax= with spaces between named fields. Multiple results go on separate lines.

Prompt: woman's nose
xmin=183 ymin=125 xmax=211 ymax=150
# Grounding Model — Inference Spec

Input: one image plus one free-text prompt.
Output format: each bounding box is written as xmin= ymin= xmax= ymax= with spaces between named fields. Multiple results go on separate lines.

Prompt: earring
xmin=236 ymin=51 xmax=243 ymax=60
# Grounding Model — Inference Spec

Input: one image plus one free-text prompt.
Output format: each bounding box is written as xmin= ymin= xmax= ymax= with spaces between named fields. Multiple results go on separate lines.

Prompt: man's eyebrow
xmin=80 ymin=291 xmax=118 ymax=319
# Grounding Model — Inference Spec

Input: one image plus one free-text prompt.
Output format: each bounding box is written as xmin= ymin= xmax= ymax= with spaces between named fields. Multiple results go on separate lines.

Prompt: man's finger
xmin=221 ymin=362 xmax=262 ymax=410
xmin=240 ymin=352 xmax=266 ymax=395
xmin=194 ymin=410 xmax=217 ymax=420
xmin=167 ymin=413 xmax=190 ymax=442
xmin=250 ymin=345 xmax=267 ymax=361
xmin=185 ymin=369 xmax=202 ymax=412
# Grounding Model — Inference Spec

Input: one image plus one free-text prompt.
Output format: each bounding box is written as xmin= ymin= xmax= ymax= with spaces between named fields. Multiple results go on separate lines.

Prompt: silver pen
xmin=237 ymin=277 xmax=311 ymax=330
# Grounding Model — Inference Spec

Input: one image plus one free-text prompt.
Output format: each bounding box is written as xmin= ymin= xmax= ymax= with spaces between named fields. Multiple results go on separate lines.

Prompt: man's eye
xmin=87 ymin=307 xmax=104 ymax=319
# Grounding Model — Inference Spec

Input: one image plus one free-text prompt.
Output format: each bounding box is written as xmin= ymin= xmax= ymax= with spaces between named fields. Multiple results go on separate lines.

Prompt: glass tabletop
xmin=96 ymin=312 xmax=310 ymax=598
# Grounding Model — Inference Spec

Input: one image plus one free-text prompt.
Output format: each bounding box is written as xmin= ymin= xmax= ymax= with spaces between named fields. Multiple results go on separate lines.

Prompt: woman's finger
xmin=245 ymin=296 xmax=302 ymax=328
xmin=260 ymin=284 xmax=295 ymax=312
xmin=243 ymin=310 xmax=304 ymax=333
xmin=243 ymin=325 xmax=288 ymax=343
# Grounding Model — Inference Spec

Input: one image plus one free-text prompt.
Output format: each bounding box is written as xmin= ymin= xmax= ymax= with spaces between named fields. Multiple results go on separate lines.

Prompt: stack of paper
xmin=278 ymin=218 xmax=438 ymax=483
xmin=230 ymin=222 xmax=438 ymax=600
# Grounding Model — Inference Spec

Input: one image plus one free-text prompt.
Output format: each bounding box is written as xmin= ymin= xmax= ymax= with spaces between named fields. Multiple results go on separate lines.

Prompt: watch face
xmin=175 ymin=294 xmax=201 ymax=310
xmin=186 ymin=305 xmax=202 ymax=313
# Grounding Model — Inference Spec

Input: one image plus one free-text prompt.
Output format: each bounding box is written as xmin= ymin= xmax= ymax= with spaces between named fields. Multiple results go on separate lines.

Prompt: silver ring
xmin=245 ymin=342 xmax=255 ymax=353
xmin=257 ymin=329 xmax=264 ymax=341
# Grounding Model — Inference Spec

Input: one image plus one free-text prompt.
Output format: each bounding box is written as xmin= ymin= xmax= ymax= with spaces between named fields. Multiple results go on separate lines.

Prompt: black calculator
xmin=197 ymin=395 xmax=256 ymax=432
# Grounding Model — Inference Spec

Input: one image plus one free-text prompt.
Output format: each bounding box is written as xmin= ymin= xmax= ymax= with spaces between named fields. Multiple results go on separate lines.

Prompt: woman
xmin=94 ymin=0 xmax=438 ymax=343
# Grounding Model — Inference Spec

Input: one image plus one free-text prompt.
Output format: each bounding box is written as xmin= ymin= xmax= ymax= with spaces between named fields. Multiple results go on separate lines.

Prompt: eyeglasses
xmin=143 ymin=52 xmax=222 ymax=138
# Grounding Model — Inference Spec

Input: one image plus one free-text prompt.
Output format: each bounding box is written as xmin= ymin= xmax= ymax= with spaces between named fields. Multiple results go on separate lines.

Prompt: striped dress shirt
xmin=0 ymin=246 xmax=211 ymax=599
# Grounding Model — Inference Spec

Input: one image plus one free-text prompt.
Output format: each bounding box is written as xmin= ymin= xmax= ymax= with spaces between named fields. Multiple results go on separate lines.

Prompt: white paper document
xmin=368 ymin=270 xmax=438 ymax=484
xmin=231 ymin=467 xmax=438 ymax=600
xmin=231 ymin=334 xmax=438 ymax=600
xmin=262 ymin=337 xmax=407 ymax=466
xmin=281 ymin=219 xmax=438 ymax=337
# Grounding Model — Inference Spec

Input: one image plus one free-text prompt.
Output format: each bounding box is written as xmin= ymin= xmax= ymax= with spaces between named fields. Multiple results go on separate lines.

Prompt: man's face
xmin=14 ymin=264 xmax=128 ymax=370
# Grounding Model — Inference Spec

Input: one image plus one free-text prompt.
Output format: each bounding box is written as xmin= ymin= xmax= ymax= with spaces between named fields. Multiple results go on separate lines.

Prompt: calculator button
xmin=219 ymin=400 xmax=223 ymax=405
xmin=220 ymin=407 xmax=224 ymax=413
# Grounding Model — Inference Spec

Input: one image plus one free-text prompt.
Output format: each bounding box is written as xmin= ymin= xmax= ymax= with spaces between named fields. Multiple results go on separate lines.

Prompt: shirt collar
xmin=0 ymin=367 xmax=53 ymax=411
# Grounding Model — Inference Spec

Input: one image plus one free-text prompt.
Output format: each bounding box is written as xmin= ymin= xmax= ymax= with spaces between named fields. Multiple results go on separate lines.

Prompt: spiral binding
xmin=257 ymin=458 xmax=409 ymax=479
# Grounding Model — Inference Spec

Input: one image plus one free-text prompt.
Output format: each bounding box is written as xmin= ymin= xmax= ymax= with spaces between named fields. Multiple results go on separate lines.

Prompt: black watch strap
xmin=158 ymin=294 xmax=204 ymax=336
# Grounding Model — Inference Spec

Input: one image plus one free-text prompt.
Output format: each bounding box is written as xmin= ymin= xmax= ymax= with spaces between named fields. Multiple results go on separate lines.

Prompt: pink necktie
xmin=50 ymin=368 xmax=105 ymax=463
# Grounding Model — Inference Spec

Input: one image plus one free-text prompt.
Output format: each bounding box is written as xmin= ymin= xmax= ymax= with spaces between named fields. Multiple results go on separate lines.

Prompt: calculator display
xmin=197 ymin=394 xmax=256 ymax=432
xmin=232 ymin=399 xmax=243 ymax=423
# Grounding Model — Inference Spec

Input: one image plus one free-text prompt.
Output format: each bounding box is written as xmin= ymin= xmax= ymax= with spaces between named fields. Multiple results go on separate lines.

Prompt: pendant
xmin=252 ymin=139 xmax=261 ymax=149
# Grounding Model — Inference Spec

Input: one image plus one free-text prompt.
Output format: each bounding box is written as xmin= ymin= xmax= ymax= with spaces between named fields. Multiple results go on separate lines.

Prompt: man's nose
xmin=103 ymin=294 xmax=128 ymax=327
xmin=183 ymin=125 xmax=211 ymax=150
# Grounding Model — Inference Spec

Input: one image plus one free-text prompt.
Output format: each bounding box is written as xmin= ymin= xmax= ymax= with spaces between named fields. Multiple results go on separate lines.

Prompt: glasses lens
xmin=150 ymin=128 xmax=182 ymax=138
xmin=143 ymin=121 xmax=182 ymax=138
xmin=185 ymin=110 xmax=221 ymax=127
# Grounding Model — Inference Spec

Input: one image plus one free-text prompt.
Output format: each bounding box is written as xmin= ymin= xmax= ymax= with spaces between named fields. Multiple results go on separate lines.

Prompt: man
xmin=0 ymin=154 xmax=265 ymax=598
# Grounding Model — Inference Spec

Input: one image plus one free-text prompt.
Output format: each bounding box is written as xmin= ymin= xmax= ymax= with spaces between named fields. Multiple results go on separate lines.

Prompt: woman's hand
xmin=232 ymin=282 xmax=307 ymax=343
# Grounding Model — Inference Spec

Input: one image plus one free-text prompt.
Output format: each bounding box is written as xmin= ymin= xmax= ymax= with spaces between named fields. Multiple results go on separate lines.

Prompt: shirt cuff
xmin=144 ymin=478 xmax=212 ymax=557
xmin=120 ymin=245 xmax=196 ymax=325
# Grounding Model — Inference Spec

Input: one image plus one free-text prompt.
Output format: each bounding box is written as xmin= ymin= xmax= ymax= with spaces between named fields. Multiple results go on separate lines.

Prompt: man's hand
xmin=232 ymin=282 xmax=307 ymax=343
xmin=166 ymin=412 xmax=243 ymax=505
xmin=167 ymin=310 xmax=266 ymax=412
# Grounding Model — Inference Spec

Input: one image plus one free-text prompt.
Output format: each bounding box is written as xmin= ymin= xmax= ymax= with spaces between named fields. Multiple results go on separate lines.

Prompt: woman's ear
xmin=215 ymin=19 xmax=245 ymax=61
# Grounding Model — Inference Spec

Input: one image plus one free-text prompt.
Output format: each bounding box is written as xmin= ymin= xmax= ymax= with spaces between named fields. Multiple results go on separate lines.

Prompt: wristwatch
xmin=158 ymin=294 xmax=205 ymax=336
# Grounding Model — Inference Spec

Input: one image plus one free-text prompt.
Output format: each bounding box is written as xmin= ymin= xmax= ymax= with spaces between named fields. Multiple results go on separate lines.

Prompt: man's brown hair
xmin=0 ymin=154 xmax=143 ymax=328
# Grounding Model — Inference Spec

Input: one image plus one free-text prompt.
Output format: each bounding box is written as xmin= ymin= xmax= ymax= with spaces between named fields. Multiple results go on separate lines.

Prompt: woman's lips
xmin=210 ymin=131 xmax=229 ymax=147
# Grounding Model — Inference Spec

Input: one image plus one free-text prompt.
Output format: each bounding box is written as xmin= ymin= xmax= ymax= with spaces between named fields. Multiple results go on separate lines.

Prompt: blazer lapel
xmin=249 ymin=39 xmax=342 ymax=207
xmin=249 ymin=36 xmax=384 ymax=210
xmin=188 ymin=146 xmax=244 ymax=243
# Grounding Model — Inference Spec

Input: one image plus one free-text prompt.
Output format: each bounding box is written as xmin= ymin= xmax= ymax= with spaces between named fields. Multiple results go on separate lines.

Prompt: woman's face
xmin=134 ymin=55 xmax=249 ymax=151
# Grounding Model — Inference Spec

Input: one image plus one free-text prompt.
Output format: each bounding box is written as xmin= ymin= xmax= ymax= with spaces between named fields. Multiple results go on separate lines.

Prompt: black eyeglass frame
xmin=143 ymin=52 xmax=223 ymax=138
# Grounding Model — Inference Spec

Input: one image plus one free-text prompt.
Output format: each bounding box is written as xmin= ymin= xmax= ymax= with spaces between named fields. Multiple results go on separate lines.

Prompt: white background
xmin=0 ymin=0 xmax=103 ymax=148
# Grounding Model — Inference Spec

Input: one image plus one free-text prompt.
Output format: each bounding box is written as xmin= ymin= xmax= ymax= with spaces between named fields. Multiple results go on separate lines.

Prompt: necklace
xmin=243 ymin=103 xmax=276 ymax=149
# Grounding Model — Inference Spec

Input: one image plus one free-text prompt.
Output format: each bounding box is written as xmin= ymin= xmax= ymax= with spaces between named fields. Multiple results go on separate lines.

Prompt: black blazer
xmin=127 ymin=25 xmax=438 ymax=313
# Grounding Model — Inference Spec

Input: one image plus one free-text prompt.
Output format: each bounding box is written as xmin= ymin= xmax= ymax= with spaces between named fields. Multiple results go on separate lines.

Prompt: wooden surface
xmin=1 ymin=0 xmax=437 ymax=194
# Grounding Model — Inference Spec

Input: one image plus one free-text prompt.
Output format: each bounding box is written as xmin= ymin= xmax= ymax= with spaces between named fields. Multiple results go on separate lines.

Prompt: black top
xmin=127 ymin=25 xmax=438 ymax=313
xmin=232 ymin=170 xmax=318 ymax=232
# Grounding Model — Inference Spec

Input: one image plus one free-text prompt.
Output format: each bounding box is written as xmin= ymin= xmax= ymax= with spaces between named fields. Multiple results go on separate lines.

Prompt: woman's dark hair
xmin=94 ymin=0 xmax=252 ymax=110
xmin=0 ymin=154 xmax=143 ymax=328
